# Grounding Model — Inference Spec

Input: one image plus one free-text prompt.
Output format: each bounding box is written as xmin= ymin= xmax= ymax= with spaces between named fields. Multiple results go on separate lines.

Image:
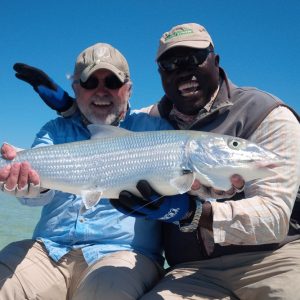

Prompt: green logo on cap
xmin=164 ymin=29 xmax=193 ymax=41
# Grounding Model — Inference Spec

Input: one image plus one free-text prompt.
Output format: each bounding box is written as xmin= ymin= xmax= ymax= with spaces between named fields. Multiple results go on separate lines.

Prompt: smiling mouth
xmin=177 ymin=76 xmax=199 ymax=96
xmin=92 ymin=100 xmax=113 ymax=108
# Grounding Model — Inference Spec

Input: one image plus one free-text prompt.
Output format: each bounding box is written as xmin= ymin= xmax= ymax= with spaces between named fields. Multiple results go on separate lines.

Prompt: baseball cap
xmin=74 ymin=43 xmax=130 ymax=83
xmin=156 ymin=23 xmax=214 ymax=60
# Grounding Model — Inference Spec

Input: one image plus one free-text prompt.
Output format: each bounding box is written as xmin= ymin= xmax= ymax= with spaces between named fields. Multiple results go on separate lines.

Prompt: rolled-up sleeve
xmin=18 ymin=189 xmax=55 ymax=206
xmin=212 ymin=106 xmax=300 ymax=245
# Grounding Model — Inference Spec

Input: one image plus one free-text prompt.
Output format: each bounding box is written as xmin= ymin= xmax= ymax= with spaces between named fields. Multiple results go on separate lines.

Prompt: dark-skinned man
xmin=8 ymin=23 xmax=300 ymax=299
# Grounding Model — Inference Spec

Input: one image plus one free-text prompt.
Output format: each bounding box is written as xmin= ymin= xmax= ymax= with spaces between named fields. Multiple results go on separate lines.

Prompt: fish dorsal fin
xmin=81 ymin=189 xmax=103 ymax=209
xmin=88 ymin=124 xmax=132 ymax=140
xmin=170 ymin=173 xmax=195 ymax=194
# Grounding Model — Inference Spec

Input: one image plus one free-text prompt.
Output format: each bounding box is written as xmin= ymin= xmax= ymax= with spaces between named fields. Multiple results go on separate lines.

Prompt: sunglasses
xmin=158 ymin=49 xmax=214 ymax=72
xmin=78 ymin=74 xmax=125 ymax=90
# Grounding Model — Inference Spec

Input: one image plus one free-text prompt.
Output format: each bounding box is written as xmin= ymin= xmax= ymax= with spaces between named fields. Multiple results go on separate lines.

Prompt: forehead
xmin=90 ymin=69 xmax=115 ymax=79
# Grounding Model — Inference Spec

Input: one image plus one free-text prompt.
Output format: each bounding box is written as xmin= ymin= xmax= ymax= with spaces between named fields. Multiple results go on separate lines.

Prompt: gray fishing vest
xmin=159 ymin=71 xmax=300 ymax=267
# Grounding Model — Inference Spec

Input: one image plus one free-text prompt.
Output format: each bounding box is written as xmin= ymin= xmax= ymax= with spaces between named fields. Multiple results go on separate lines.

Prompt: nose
xmin=94 ymin=80 xmax=108 ymax=95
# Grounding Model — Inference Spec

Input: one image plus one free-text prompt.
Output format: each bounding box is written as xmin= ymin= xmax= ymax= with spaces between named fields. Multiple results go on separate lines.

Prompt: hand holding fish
xmin=190 ymin=174 xmax=245 ymax=199
xmin=110 ymin=180 xmax=196 ymax=222
xmin=110 ymin=176 xmax=245 ymax=224
xmin=0 ymin=144 xmax=41 ymax=197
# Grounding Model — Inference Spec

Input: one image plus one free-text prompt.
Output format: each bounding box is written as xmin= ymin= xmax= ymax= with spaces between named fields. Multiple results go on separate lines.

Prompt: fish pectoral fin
xmin=81 ymin=189 xmax=103 ymax=209
xmin=192 ymin=166 xmax=215 ymax=188
xmin=208 ymin=176 xmax=232 ymax=191
xmin=88 ymin=124 xmax=132 ymax=140
xmin=170 ymin=173 xmax=195 ymax=194
xmin=195 ymin=169 xmax=232 ymax=191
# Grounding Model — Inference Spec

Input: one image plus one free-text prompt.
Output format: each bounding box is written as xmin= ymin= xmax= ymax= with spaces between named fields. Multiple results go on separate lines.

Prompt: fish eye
xmin=228 ymin=138 xmax=243 ymax=150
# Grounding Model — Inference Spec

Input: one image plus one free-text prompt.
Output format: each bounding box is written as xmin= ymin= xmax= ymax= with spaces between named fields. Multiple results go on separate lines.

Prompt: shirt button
xmin=79 ymin=218 xmax=85 ymax=223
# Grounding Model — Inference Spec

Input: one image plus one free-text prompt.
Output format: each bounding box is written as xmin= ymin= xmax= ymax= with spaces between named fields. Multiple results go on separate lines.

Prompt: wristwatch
xmin=178 ymin=199 xmax=203 ymax=232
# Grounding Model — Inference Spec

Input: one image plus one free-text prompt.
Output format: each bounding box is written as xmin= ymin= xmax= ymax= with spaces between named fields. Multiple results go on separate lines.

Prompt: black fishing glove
xmin=110 ymin=180 xmax=197 ymax=223
xmin=13 ymin=63 xmax=74 ymax=113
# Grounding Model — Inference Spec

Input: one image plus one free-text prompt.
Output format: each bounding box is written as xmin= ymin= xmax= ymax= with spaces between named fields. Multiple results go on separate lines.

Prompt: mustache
xmin=90 ymin=95 xmax=115 ymax=103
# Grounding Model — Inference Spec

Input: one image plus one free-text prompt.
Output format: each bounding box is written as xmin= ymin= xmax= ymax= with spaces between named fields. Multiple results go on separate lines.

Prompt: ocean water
xmin=0 ymin=192 xmax=41 ymax=250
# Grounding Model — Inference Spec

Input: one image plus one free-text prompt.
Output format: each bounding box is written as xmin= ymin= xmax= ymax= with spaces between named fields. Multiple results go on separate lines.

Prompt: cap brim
xmin=156 ymin=40 xmax=211 ymax=60
xmin=80 ymin=62 xmax=126 ymax=82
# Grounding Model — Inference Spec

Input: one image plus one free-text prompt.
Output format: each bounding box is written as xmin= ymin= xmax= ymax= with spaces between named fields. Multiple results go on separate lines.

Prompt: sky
xmin=1 ymin=0 xmax=299 ymax=148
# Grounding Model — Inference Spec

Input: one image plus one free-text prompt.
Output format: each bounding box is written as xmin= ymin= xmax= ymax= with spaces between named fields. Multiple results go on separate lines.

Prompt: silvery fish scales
xmin=0 ymin=125 xmax=280 ymax=208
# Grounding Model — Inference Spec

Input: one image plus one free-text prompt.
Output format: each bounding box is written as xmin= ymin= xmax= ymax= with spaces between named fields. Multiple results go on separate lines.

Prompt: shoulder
xmin=122 ymin=110 xmax=173 ymax=131
xmin=263 ymin=106 xmax=300 ymax=126
xmin=231 ymin=84 xmax=283 ymax=104
xmin=38 ymin=115 xmax=78 ymax=136
xmin=232 ymin=84 xmax=299 ymax=121
xmin=230 ymin=83 xmax=287 ymax=120
xmin=33 ymin=115 xmax=89 ymax=146
xmin=219 ymin=81 xmax=294 ymax=139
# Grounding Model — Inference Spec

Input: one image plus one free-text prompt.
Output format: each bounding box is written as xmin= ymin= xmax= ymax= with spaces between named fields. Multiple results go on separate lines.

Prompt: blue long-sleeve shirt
xmin=20 ymin=109 xmax=173 ymax=266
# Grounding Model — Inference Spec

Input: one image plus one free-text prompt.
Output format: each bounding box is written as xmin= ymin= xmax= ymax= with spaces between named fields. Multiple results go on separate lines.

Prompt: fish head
xmin=187 ymin=133 xmax=283 ymax=190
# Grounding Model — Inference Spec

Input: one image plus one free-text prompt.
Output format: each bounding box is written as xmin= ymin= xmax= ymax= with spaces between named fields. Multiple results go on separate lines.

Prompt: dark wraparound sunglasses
xmin=76 ymin=74 xmax=125 ymax=90
xmin=158 ymin=48 xmax=214 ymax=72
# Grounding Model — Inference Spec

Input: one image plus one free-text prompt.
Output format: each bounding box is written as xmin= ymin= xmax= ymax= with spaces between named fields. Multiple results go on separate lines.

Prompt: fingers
xmin=26 ymin=182 xmax=41 ymax=198
xmin=1 ymin=143 xmax=17 ymax=160
xmin=0 ymin=165 xmax=11 ymax=182
xmin=189 ymin=175 xmax=245 ymax=200
xmin=1 ymin=142 xmax=41 ymax=198
xmin=0 ymin=161 xmax=41 ymax=197
xmin=190 ymin=179 xmax=224 ymax=199
xmin=3 ymin=162 xmax=30 ymax=189
xmin=110 ymin=198 xmax=145 ymax=217
xmin=14 ymin=63 xmax=56 ymax=91
xmin=13 ymin=62 xmax=26 ymax=72
xmin=230 ymin=174 xmax=245 ymax=192
xmin=136 ymin=180 xmax=162 ymax=202
xmin=119 ymin=190 xmax=156 ymax=210
xmin=14 ymin=63 xmax=34 ymax=80
xmin=13 ymin=63 xmax=39 ymax=76
xmin=29 ymin=169 xmax=40 ymax=186
xmin=191 ymin=179 xmax=201 ymax=190
xmin=4 ymin=162 xmax=21 ymax=190
xmin=18 ymin=163 xmax=41 ymax=197
xmin=119 ymin=191 xmax=146 ymax=208
xmin=114 ymin=191 xmax=149 ymax=215
xmin=15 ymin=73 xmax=30 ymax=83
xmin=210 ymin=174 xmax=245 ymax=198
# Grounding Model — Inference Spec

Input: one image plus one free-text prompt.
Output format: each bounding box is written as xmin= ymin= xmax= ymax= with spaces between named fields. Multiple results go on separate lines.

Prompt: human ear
xmin=72 ymin=82 xmax=79 ymax=97
xmin=214 ymin=54 xmax=220 ymax=67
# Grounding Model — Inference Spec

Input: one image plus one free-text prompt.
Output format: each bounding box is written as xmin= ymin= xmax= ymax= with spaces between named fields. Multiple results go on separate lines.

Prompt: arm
xmin=13 ymin=63 xmax=76 ymax=116
xmin=211 ymin=107 xmax=300 ymax=245
xmin=135 ymin=104 xmax=160 ymax=117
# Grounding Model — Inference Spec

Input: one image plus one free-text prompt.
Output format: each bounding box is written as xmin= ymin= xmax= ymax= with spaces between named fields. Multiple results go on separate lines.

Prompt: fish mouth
xmin=240 ymin=159 xmax=282 ymax=170
xmin=177 ymin=76 xmax=199 ymax=97
xmin=253 ymin=160 xmax=282 ymax=169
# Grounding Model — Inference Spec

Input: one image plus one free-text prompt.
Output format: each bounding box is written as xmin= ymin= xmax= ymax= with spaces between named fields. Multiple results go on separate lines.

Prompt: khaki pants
xmin=0 ymin=240 xmax=163 ymax=300
xmin=141 ymin=239 xmax=300 ymax=300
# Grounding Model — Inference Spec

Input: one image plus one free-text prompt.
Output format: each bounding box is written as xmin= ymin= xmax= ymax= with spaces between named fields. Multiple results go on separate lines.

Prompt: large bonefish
xmin=0 ymin=125 xmax=281 ymax=208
